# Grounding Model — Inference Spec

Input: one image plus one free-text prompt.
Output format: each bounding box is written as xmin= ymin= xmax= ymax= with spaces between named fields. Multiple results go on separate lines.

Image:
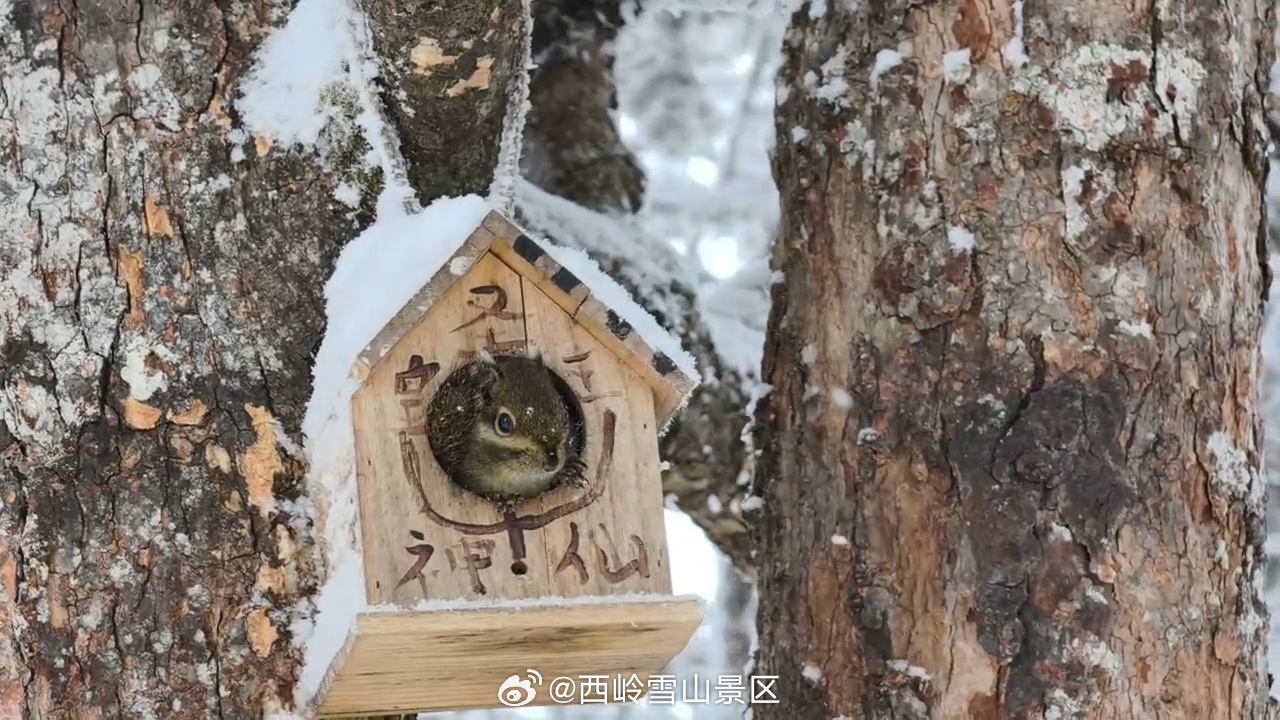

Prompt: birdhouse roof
xmin=353 ymin=207 xmax=700 ymax=431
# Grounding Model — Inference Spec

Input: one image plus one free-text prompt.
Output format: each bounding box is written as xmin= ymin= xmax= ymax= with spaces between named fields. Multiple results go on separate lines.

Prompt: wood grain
xmin=352 ymin=249 xmax=673 ymax=603
xmin=521 ymin=278 xmax=673 ymax=597
xmin=315 ymin=597 xmax=704 ymax=717
xmin=352 ymin=225 xmax=495 ymax=384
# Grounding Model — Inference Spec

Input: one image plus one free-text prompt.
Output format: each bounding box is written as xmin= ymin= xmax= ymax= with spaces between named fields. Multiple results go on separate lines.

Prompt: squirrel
xmin=426 ymin=350 xmax=587 ymax=503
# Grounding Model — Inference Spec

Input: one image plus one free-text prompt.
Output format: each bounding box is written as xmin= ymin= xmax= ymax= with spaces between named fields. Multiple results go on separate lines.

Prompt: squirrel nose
xmin=543 ymin=448 xmax=560 ymax=471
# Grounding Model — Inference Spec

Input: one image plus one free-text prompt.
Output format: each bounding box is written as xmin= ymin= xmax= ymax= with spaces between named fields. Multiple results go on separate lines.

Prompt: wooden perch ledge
xmin=316 ymin=597 xmax=704 ymax=716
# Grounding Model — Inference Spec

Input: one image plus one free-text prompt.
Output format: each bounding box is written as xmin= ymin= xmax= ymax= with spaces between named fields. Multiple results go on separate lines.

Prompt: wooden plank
xmin=352 ymin=226 xmax=495 ymax=382
xmin=315 ymin=597 xmax=704 ymax=717
xmin=571 ymin=294 xmax=697 ymax=428
xmin=351 ymin=252 xmax=673 ymax=605
xmin=519 ymin=277 xmax=673 ymax=597
xmin=353 ymin=251 xmax=531 ymax=604
xmin=484 ymin=216 xmax=591 ymax=317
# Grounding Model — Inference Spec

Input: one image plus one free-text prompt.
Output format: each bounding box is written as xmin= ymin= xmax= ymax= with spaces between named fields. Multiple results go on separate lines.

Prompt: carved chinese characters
xmin=351 ymin=251 xmax=671 ymax=604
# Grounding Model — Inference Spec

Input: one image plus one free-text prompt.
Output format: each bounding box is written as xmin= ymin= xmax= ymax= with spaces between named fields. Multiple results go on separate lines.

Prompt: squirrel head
xmin=467 ymin=352 xmax=572 ymax=479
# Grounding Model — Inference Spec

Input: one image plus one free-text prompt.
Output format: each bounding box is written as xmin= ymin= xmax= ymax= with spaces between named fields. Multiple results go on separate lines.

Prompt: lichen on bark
xmin=356 ymin=0 xmax=528 ymax=203
xmin=315 ymin=82 xmax=384 ymax=220
xmin=0 ymin=0 xmax=534 ymax=712
xmin=754 ymin=0 xmax=1277 ymax=716
xmin=0 ymin=0 xmax=356 ymax=714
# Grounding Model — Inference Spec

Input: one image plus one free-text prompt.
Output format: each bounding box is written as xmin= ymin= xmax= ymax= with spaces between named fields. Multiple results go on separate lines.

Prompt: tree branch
xmin=356 ymin=0 xmax=529 ymax=203
xmin=524 ymin=0 xmax=646 ymax=212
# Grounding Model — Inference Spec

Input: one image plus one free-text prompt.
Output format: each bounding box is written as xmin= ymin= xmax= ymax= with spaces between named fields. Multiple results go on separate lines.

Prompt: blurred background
xmin=444 ymin=2 xmax=1280 ymax=716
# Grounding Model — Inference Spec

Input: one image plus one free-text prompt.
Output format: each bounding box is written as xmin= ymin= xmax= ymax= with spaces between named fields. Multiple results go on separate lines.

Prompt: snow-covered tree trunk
xmin=752 ymin=0 xmax=1276 ymax=716
xmin=0 ymin=0 xmax=526 ymax=715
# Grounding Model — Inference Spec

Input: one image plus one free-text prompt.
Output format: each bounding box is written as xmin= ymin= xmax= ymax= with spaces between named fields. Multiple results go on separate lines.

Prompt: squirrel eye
xmin=495 ymin=410 xmax=516 ymax=436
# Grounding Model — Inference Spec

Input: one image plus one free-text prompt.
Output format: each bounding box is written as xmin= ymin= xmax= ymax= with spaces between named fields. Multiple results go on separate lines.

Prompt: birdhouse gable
xmin=355 ymin=209 xmax=700 ymax=430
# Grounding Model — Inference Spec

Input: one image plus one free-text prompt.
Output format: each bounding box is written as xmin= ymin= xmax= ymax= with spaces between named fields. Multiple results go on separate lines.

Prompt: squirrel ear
xmin=467 ymin=351 xmax=502 ymax=388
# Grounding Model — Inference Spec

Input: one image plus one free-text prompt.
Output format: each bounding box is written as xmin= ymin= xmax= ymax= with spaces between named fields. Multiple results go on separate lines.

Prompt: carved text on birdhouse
xmin=351 ymin=226 xmax=688 ymax=605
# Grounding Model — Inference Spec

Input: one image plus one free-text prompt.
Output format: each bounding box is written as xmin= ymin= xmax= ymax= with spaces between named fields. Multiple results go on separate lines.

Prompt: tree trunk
xmin=753 ymin=0 xmax=1276 ymax=717
xmin=0 ymin=0 xmax=523 ymax=715
xmin=525 ymin=0 xmax=646 ymax=213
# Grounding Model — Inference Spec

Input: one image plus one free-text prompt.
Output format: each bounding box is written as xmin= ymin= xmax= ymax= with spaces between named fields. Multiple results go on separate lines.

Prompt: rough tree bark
xmin=0 ymin=0 xmax=524 ymax=716
xmin=521 ymin=0 xmax=758 ymax=574
xmin=753 ymin=0 xmax=1276 ymax=717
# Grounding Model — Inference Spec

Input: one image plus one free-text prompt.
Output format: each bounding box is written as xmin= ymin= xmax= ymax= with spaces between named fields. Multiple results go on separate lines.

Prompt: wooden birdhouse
xmin=312 ymin=210 xmax=704 ymax=717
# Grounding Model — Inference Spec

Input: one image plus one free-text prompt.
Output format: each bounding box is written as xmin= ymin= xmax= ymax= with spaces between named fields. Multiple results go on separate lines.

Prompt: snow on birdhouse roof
xmin=347 ymin=196 xmax=700 ymax=430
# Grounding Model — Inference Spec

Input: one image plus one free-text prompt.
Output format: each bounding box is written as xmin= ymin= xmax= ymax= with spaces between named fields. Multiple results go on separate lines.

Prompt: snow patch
xmin=800 ymin=342 xmax=818 ymax=366
xmin=741 ymin=495 xmax=766 ymax=512
xmin=942 ymin=49 xmax=972 ymax=84
xmin=830 ymin=388 xmax=853 ymax=409
xmin=238 ymin=0 xmax=415 ymax=205
xmin=1206 ymin=430 xmax=1262 ymax=506
xmin=238 ymin=0 xmax=354 ymax=147
xmin=487 ymin=0 xmax=534 ymax=210
xmin=887 ymin=659 xmax=933 ymax=681
xmin=706 ymin=494 xmax=723 ymax=514
xmin=1002 ymin=0 xmax=1029 ymax=68
xmin=804 ymin=45 xmax=850 ymax=107
xmin=857 ymin=427 xmax=880 ymax=444
xmin=946 ymin=225 xmax=975 ymax=253
xmin=871 ymin=48 xmax=906 ymax=92
xmin=801 ymin=664 xmax=823 ymax=683
xmin=448 ymin=256 xmax=475 ymax=276
xmin=332 ymin=182 xmax=362 ymax=208
xmin=831 ymin=533 xmax=850 ymax=546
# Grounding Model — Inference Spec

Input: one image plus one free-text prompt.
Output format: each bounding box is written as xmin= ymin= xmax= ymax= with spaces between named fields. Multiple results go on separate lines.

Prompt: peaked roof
xmin=352 ymin=209 xmax=700 ymax=432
